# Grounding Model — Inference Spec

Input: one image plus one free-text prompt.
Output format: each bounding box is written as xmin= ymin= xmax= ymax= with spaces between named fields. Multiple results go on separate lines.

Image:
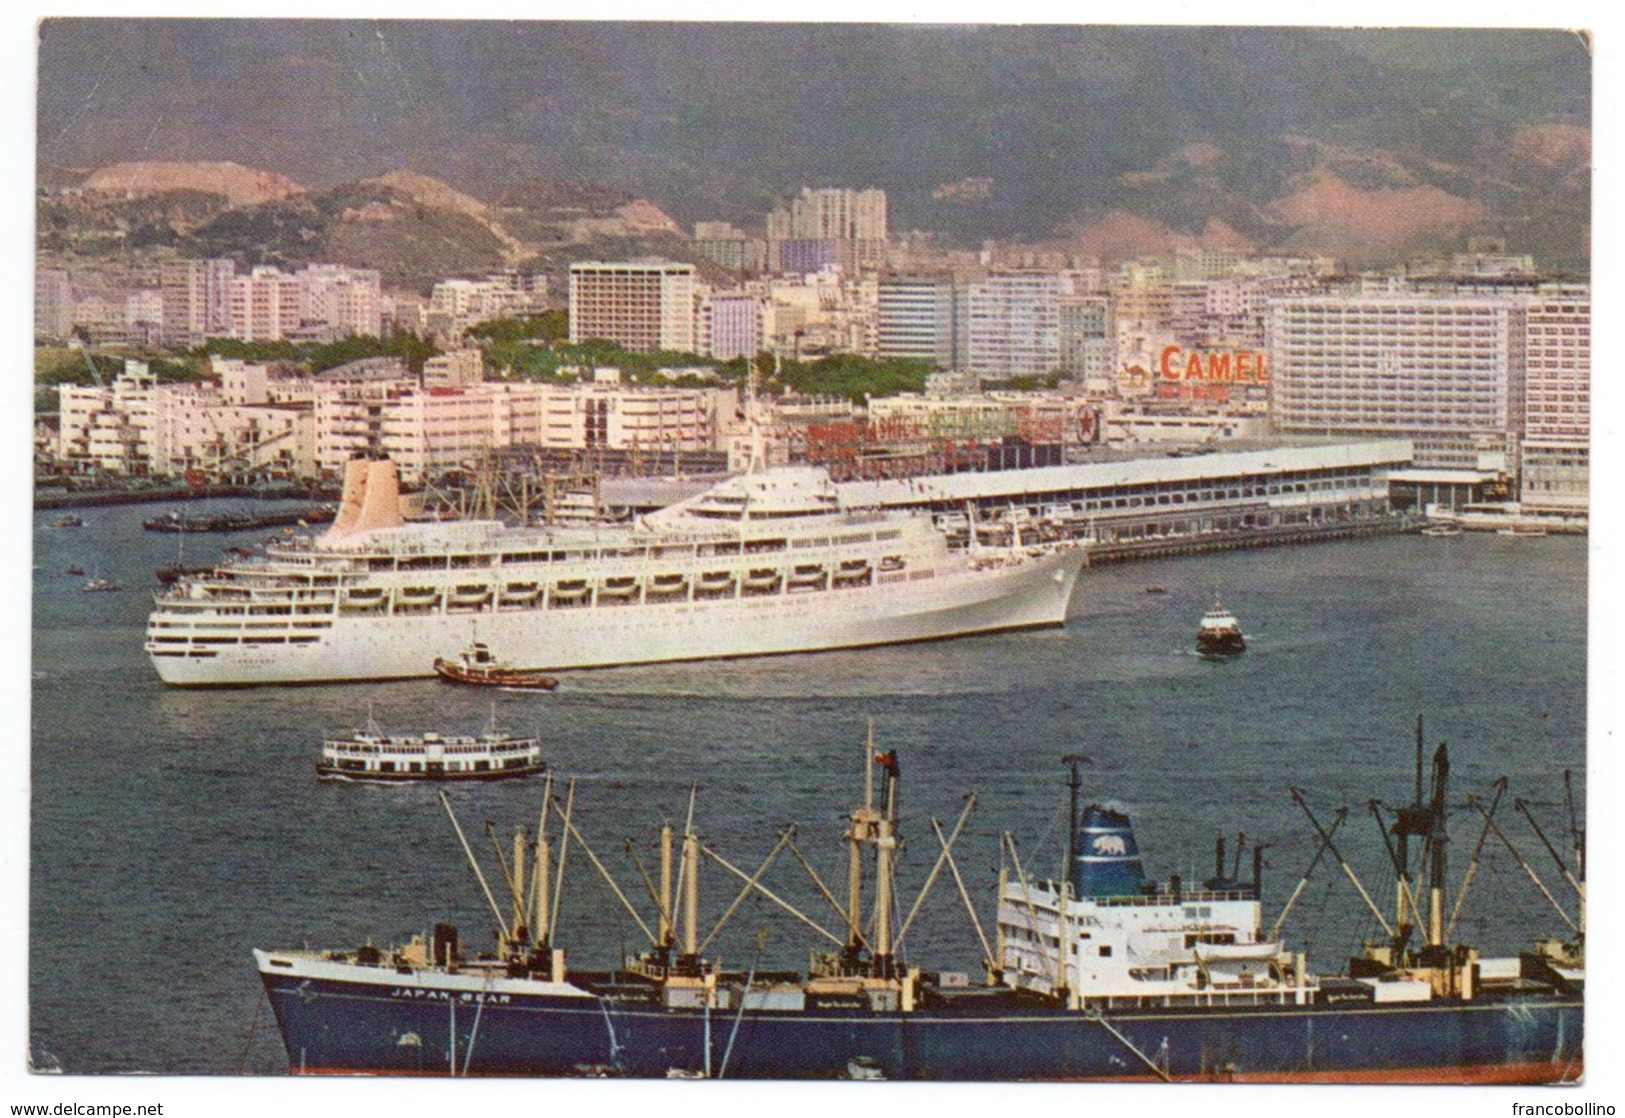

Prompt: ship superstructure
xmin=996 ymin=765 xmax=1310 ymax=1011
xmin=255 ymin=731 xmax=1582 ymax=1082
xmin=147 ymin=458 xmax=1086 ymax=686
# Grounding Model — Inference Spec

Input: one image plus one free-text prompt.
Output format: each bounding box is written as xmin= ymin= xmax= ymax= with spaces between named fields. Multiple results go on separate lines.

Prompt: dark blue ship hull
xmin=261 ymin=969 xmax=1582 ymax=1082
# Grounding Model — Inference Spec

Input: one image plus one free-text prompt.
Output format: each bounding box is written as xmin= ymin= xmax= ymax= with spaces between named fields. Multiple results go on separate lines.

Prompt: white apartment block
xmin=698 ymin=291 xmax=767 ymax=361
xmin=161 ymin=257 xmax=236 ymax=346
xmin=1267 ymin=292 xmax=1524 ymax=469
xmin=424 ymin=348 xmax=487 ymax=387
xmin=427 ymin=274 xmax=541 ymax=336
xmin=229 ymin=267 xmax=302 ymax=342
xmin=58 ymin=362 xmax=162 ymax=475
xmin=759 ymin=270 xmax=878 ymax=358
xmin=964 ymin=271 xmax=1093 ymax=378
xmin=375 ymin=383 xmax=723 ymax=484
xmin=569 ymin=261 xmax=697 ymax=353
xmin=767 ymin=187 xmax=888 ymax=242
xmin=299 ymin=264 xmax=383 ymax=339
xmin=35 ymin=269 xmax=72 ymax=340
xmin=877 ymin=275 xmax=956 ymax=367
xmin=1520 ymin=292 xmax=1589 ymax=513
xmin=56 ymin=360 xmax=315 ymax=477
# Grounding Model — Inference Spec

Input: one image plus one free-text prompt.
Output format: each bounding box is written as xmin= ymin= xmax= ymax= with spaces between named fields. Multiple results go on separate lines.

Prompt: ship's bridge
xmin=650 ymin=467 xmax=845 ymax=524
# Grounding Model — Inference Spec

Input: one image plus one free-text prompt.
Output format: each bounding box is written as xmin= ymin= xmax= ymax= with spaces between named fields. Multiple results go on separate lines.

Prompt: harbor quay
xmin=606 ymin=439 xmax=1420 ymax=563
xmin=840 ymin=439 xmax=1416 ymax=559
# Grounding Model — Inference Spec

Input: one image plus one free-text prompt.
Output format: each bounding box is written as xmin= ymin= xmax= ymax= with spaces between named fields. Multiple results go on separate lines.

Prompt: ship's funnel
xmin=322 ymin=457 xmax=371 ymax=542
xmin=352 ymin=459 xmax=404 ymax=534
xmin=1070 ymin=804 xmax=1147 ymax=899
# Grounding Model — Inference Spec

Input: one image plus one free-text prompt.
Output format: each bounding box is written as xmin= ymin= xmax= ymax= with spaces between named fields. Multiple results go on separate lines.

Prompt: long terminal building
xmin=607 ymin=440 xmax=1417 ymax=560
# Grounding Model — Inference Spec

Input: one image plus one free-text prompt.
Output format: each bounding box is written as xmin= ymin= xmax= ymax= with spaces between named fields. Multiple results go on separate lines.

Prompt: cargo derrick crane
xmin=1302 ymin=717 xmax=1478 ymax=999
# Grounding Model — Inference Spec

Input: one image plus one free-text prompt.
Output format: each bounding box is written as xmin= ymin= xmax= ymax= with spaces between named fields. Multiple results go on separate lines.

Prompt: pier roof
xmin=836 ymin=439 xmax=1415 ymax=508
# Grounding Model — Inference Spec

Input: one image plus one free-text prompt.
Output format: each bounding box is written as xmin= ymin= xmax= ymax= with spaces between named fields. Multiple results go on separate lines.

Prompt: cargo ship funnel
xmin=1070 ymin=804 xmax=1147 ymax=899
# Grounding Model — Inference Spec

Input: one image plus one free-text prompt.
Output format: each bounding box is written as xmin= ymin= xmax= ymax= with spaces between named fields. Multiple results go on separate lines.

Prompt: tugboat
xmin=434 ymin=640 xmax=560 ymax=690
xmin=1196 ymin=596 xmax=1245 ymax=658
xmin=316 ymin=710 xmax=545 ymax=782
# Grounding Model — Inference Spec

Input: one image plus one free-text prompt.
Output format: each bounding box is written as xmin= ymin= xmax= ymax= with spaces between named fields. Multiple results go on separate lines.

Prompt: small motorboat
xmin=1195 ymin=597 xmax=1245 ymax=658
xmin=51 ymin=514 xmax=85 ymax=529
xmin=1144 ymin=585 xmax=1168 ymax=594
xmin=82 ymin=576 xmax=121 ymax=593
xmin=65 ymin=565 xmax=85 ymax=577
xmin=433 ymin=641 xmax=559 ymax=690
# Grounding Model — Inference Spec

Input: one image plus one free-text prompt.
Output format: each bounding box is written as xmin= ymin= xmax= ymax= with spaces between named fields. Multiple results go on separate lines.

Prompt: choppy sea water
xmin=29 ymin=502 xmax=1587 ymax=1074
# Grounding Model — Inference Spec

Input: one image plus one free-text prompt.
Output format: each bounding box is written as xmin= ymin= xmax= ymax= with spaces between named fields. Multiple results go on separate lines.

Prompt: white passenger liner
xmin=146 ymin=459 xmax=1087 ymax=687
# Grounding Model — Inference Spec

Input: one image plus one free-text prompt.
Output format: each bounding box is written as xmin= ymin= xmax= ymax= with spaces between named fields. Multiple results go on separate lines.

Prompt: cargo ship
xmin=147 ymin=458 xmax=1086 ymax=686
xmin=255 ymin=728 xmax=1582 ymax=1081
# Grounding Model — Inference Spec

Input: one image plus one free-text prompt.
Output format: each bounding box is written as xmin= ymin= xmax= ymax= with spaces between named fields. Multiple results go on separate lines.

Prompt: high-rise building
xmin=877 ymin=275 xmax=956 ymax=367
xmin=161 ymin=258 xmax=236 ymax=346
xmin=1058 ymin=296 xmax=1114 ymax=387
xmin=1267 ymin=289 xmax=1524 ymax=468
xmin=767 ymin=188 xmax=888 ymax=274
xmin=568 ymin=261 xmax=697 ymax=354
xmin=698 ymin=291 xmax=767 ymax=361
xmin=963 ymin=271 xmax=1093 ymax=379
xmin=1519 ymin=291 xmax=1589 ymax=513
xmin=35 ymin=269 xmax=72 ymax=340
xmin=299 ymin=264 xmax=383 ymax=340
xmin=229 ymin=267 xmax=301 ymax=342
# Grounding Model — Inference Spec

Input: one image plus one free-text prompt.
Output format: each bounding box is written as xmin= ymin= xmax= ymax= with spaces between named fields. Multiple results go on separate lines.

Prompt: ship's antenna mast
xmin=1564 ymin=770 xmax=1585 ymax=883
xmin=530 ymin=774 xmax=554 ymax=955
xmin=1426 ymin=741 xmax=1449 ymax=949
xmin=872 ymin=746 xmax=899 ymax=978
xmin=1064 ymin=755 xmax=1085 ymax=887
xmin=846 ymin=724 xmax=876 ymax=963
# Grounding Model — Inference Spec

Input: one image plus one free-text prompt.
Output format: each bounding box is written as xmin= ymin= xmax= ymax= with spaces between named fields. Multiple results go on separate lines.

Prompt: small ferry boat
xmin=1196 ymin=596 xmax=1245 ymax=658
xmin=316 ymin=712 xmax=545 ymax=782
xmin=433 ymin=641 xmax=559 ymax=690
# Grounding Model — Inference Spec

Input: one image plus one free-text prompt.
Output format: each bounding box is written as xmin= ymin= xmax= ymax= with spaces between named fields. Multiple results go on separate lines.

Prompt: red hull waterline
xmin=290 ymin=1060 xmax=1582 ymax=1084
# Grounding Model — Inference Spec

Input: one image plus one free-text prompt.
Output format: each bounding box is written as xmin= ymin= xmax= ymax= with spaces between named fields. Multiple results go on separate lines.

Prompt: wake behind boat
xmin=146 ymin=458 xmax=1087 ymax=686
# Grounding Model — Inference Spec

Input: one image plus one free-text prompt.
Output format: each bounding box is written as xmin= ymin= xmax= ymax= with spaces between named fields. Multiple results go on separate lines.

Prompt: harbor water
xmin=29 ymin=502 xmax=1587 ymax=1074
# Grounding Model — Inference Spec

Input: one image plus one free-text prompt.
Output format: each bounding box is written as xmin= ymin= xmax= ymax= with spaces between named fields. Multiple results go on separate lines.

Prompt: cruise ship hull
xmin=153 ymin=547 xmax=1084 ymax=687
xmin=256 ymin=958 xmax=1581 ymax=1082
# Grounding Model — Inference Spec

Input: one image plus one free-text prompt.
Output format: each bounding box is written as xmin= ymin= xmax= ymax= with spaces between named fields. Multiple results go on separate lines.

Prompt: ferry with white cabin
xmin=316 ymin=711 xmax=545 ymax=783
